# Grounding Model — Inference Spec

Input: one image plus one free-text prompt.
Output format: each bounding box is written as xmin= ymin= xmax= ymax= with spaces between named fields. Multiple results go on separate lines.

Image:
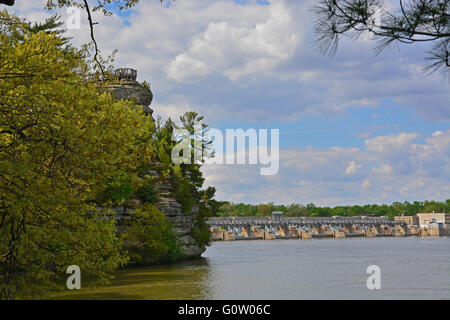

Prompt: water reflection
xmin=51 ymin=258 xmax=213 ymax=300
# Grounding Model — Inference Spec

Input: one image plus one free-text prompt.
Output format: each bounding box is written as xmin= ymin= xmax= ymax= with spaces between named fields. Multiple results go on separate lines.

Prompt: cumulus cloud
xmin=203 ymin=130 xmax=450 ymax=206
xmin=365 ymin=133 xmax=419 ymax=154
xmin=361 ymin=179 xmax=371 ymax=189
xmin=345 ymin=161 xmax=362 ymax=175
xmin=410 ymin=130 xmax=450 ymax=179
xmin=166 ymin=1 xmax=299 ymax=82
xmin=9 ymin=1 xmax=450 ymax=205
xmin=166 ymin=55 xmax=210 ymax=82
xmin=10 ymin=0 xmax=449 ymax=122
xmin=372 ymin=163 xmax=393 ymax=175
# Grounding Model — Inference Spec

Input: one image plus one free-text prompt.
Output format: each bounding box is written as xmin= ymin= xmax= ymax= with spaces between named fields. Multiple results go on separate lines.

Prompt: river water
xmin=51 ymin=237 xmax=450 ymax=300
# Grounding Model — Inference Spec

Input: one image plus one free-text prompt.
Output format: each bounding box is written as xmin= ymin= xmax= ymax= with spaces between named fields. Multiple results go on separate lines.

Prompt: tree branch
xmin=0 ymin=0 xmax=15 ymax=6
xmin=313 ymin=0 xmax=450 ymax=79
xmin=82 ymin=0 xmax=107 ymax=80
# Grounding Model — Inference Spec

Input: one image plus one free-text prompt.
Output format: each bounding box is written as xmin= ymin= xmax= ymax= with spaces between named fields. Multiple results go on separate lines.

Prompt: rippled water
xmin=51 ymin=237 xmax=450 ymax=300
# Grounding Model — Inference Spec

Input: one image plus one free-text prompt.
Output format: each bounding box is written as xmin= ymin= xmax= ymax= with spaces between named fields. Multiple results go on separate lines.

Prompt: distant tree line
xmin=216 ymin=200 xmax=450 ymax=218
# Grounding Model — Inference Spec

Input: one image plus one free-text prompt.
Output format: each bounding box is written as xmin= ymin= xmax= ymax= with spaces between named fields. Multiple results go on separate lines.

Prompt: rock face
xmin=149 ymin=170 xmax=205 ymax=258
xmin=102 ymin=73 xmax=205 ymax=259
xmin=101 ymin=79 xmax=154 ymax=115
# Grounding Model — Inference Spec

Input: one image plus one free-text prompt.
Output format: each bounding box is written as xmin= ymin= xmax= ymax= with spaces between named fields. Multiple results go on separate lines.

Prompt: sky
xmin=9 ymin=0 xmax=450 ymax=206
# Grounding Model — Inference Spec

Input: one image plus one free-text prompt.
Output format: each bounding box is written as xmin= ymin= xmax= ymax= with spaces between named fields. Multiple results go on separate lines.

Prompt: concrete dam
xmin=206 ymin=216 xmax=426 ymax=241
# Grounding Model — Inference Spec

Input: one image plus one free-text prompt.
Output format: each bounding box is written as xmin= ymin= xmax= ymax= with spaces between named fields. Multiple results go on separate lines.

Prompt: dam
xmin=206 ymin=216 xmax=431 ymax=241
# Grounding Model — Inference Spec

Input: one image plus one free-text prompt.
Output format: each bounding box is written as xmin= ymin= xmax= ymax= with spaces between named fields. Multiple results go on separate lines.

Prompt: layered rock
xmin=100 ymin=79 xmax=154 ymax=116
xmin=153 ymin=174 xmax=205 ymax=258
xmin=101 ymin=71 xmax=205 ymax=259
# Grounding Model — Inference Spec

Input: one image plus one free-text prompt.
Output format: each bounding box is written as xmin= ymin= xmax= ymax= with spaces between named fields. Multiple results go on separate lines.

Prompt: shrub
xmin=135 ymin=181 xmax=158 ymax=204
xmin=122 ymin=204 xmax=181 ymax=265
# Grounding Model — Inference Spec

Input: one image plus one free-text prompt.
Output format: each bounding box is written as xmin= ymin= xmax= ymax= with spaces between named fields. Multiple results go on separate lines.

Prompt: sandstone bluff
xmin=100 ymin=68 xmax=205 ymax=259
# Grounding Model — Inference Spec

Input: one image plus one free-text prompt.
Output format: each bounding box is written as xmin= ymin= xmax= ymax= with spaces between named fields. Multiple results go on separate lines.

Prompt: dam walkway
xmin=205 ymin=216 xmax=425 ymax=241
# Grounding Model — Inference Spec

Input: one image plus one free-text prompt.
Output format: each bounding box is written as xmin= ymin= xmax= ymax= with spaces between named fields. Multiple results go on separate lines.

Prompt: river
xmin=50 ymin=237 xmax=450 ymax=300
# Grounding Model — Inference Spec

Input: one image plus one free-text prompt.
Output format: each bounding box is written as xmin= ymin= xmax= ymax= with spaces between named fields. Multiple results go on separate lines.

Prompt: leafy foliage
xmin=154 ymin=112 xmax=220 ymax=251
xmin=121 ymin=204 xmax=181 ymax=265
xmin=0 ymin=11 xmax=156 ymax=299
xmin=141 ymin=80 xmax=151 ymax=90
xmin=135 ymin=180 xmax=158 ymax=204
xmin=0 ymin=11 xmax=220 ymax=299
xmin=100 ymin=172 xmax=134 ymax=203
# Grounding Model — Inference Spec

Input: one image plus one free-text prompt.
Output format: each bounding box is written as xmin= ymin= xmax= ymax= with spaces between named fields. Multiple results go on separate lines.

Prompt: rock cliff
xmin=102 ymin=76 xmax=205 ymax=259
xmin=101 ymin=79 xmax=154 ymax=116
xmin=153 ymin=179 xmax=205 ymax=257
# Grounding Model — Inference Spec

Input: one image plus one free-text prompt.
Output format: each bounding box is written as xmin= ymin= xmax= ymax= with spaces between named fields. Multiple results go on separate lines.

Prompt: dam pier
xmin=206 ymin=216 xmax=448 ymax=241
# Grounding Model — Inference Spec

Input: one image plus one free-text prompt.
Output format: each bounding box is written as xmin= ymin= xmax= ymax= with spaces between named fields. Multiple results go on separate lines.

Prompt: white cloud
xmin=345 ymin=161 xmax=362 ymax=175
xmin=203 ymin=130 xmax=450 ymax=206
xmin=166 ymin=54 xmax=210 ymax=82
xmin=365 ymin=133 xmax=419 ymax=154
xmin=166 ymin=1 xmax=299 ymax=82
xmin=8 ymin=1 xmax=450 ymax=205
xmin=361 ymin=179 xmax=371 ymax=189
xmin=373 ymin=163 xmax=393 ymax=175
xmin=410 ymin=129 xmax=450 ymax=178
xmin=9 ymin=0 xmax=449 ymax=122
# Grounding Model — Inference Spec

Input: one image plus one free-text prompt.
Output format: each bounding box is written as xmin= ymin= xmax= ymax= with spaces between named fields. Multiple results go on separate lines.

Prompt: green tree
xmin=257 ymin=203 xmax=275 ymax=216
xmin=122 ymin=204 xmax=181 ymax=265
xmin=152 ymin=112 xmax=219 ymax=253
xmin=0 ymin=11 xmax=155 ymax=299
xmin=445 ymin=199 xmax=450 ymax=212
xmin=423 ymin=202 xmax=443 ymax=213
xmin=286 ymin=204 xmax=308 ymax=217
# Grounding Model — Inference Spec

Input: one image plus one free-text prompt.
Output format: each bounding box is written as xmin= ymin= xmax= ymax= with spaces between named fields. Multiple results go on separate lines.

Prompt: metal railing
xmin=114 ymin=68 xmax=137 ymax=81
xmin=207 ymin=216 xmax=400 ymax=227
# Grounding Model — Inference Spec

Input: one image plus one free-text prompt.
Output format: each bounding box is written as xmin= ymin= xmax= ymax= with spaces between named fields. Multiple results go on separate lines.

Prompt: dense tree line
xmin=217 ymin=200 xmax=450 ymax=218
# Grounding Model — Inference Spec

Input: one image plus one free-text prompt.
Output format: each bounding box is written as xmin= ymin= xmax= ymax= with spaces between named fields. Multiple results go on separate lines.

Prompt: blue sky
xmin=11 ymin=0 xmax=450 ymax=206
xmin=213 ymin=101 xmax=449 ymax=149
